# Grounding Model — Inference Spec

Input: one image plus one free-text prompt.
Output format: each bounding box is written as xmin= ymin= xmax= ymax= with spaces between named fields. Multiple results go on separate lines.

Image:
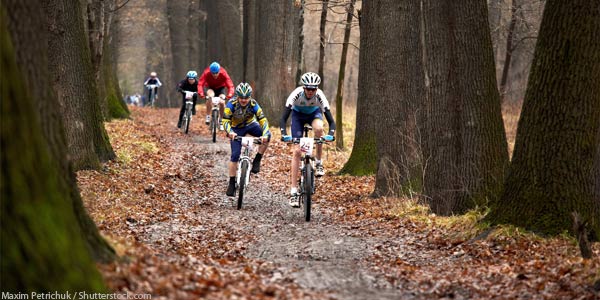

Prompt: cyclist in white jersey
xmin=280 ymin=72 xmax=335 ymax=207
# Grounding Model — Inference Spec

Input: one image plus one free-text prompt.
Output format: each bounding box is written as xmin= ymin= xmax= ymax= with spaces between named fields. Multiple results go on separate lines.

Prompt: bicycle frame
xmin=146 ymin=84 xmax=158 ymax=107
xmin=234 ymin=136 xmax=261 ymax=209
xmin=291 ymin=125 xmax=325 ymax=221
xmin=210 ymin=97 xmax=221 ymax=142
xmin=181 ymin=91 xmax=196 ymax=134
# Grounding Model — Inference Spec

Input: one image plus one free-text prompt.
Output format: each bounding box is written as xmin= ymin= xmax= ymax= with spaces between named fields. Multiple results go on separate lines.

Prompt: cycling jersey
xmin=197 ymin=67 xmax=235 ymax=98
xmin=144 ymin=77 xmax=162 ymax=87
xmin=222 ymin=98 xmax=270 ymax=136
xmin=177 ymin=79 xmax=198 ymax=93
xmin=284 ymin=86 xmax=330 ymax=114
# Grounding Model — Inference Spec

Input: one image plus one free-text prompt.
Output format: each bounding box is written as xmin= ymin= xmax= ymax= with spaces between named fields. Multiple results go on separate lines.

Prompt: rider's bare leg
xmin=228 ymin=162 xmax=237 ymax=177
xmin=312 ymin=118 xmax=324 ymax=161
xmin=205 ymin=89 xmax=215 ymax=116
xmin=290 ymin=147 xmax=301 ymax=190
xmin=218 ymin=93 xmax=227 ymax=120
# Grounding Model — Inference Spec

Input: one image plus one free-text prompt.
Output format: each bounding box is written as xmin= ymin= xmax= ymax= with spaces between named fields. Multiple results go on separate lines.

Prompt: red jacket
xmin=197 ymin=66 xmax=235 ymax=98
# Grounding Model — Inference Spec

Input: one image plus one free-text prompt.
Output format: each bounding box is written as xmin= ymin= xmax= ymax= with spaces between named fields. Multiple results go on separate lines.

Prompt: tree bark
xmin=421 ymin=0 xmax=509 ymax=214
xmin=251 ymin=0 xmax=300 ymax=119
xmin=499 ymin=0 xmax=518 ymax=103
xmin=334 ymin=0 xmax=355 ymax=151
xmin=1 ymin=1 xmax=109 ymax=290
xmin=44 ymin=0 xmax=116 ymax=170
xmin=168 ymin=0 xmax=190 ymax=81
xmin=318 ymin=0 xmax=328 ymax=91
xmin=487 ymin=0 xmax=600 ymax=239
xmin=340 ymin=0 xmax=377 ymax=176
xmin=205 ymin=0 xmax=243 ymax=82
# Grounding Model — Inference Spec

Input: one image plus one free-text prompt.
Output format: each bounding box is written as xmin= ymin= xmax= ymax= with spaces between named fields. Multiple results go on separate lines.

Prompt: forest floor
xmin=78 ymin=106 xmax=600 ymax=300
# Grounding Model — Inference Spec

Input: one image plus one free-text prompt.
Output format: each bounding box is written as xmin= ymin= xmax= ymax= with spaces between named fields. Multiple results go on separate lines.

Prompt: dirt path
xmin=147 ymin=121 xmax=414 ymax=299
xmin=86 ymin=108 xmax=599 ymax=300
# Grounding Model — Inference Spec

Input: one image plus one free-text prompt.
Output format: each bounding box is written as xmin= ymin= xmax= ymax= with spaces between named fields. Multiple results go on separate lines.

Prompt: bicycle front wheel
xmin=211 ymin=109 xmax=219 ymax=142
xmin=184 ymin=110 xmax=191 ymax=134
xmin=303 ymin=164 xmax=312 ymax=221
xmin=237 ymin=160 xmax=249 ymax=210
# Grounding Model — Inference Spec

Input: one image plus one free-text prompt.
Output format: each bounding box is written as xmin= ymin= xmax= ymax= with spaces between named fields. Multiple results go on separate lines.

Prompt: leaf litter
xmin=78 ymin=107 xmax=599 ymax=299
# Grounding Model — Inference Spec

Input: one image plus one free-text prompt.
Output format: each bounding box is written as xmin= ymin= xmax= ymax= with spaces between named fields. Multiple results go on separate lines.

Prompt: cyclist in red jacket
xmin=197 ymin=61 xmax=235 ymax=130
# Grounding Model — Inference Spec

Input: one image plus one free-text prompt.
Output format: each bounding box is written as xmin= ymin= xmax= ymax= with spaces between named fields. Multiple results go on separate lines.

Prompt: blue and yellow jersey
xmin=222 ymin=97 xmax=270 ymax=136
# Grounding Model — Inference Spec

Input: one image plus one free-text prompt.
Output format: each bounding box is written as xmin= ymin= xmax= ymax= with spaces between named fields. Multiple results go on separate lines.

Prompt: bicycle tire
xmin=181 ymin=114 xmax=188 ymax=133
xmin=184 ymin=109 xmax=191 ymax=134
xmin=303 ymin=162 xmax=312 ymax=221
xmin=211 ymin=109 xmax=219 ymax=143
xmin=237 ymin=160 xmax=249 ymax=210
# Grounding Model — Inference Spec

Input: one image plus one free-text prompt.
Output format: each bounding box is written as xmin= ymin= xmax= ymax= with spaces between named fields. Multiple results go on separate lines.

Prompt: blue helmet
xmin=235 ymin=82 xmax=252 ymax=98
xmin=209 ymin=62 xmax=220 ymax=74
xmin=186 ymin=70 xmax=197 ymax=79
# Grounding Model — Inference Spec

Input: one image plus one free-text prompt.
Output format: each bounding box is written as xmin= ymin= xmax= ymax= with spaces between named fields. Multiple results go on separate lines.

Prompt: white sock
xmin=290 ymin=187 xmax=298 ymax=195
xmin=315 ymin=159 xmax=322 ymax=164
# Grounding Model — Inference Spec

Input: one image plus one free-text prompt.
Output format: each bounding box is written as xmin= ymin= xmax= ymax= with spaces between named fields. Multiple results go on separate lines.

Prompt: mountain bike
xmin=181 ymin=91 xmax=196 ymax=134
xmin=209 ymin=96 xmax=222 ymax=142
xmin=233 ymin=136 xmax=262 ymax=210
xmin=146 ymin=84 xmax=158 ymax=107
xmin=291 ymin=125 xmax=327 ymax=221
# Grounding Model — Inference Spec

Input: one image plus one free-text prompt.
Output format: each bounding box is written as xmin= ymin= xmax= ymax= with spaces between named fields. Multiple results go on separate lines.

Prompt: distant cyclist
xmin=280 ymin=72 xmax=335 ymax=207
xmin=176 ymin=70 xmax=199 ymax=128
xmin=143 ymin=71 xmax=162 ymax=106
xmin=197 ymin=61 xmax=235 ymax=130
xmin=223 ymin=82 xmax=271 ymax=196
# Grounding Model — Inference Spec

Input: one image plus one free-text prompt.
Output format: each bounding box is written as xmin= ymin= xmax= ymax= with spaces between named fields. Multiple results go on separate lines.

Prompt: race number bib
xmin=299 ymin=137 xmax=314 ymax=156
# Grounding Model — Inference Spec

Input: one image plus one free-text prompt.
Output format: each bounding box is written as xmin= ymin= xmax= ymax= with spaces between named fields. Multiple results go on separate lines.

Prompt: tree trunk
xmin=333 ymin=0 xmax=355 ymax=151
xmin=251 ymin=1 xmax=300 ymax=119
xmin=340 ymin=0 xmax=377 ymax=176
xmin=242 ymin=0 xmax=256 ymax=84
xmin=421 ymin=0 xmax=509 ymax=214
xmin=499 ymin=0 xmax=518 ymax=103
xmin=487 ymin=0 xmax=600 ymax=239
xmin=44 ymin=0 xmax=116 ymax=170
xmin=205 ymin=0 xmax=243 ymax=82
xmin=86 ymin=0 xmax=129 ymax=120
xmin=168 ymin=0 xmax=190 ymax=81
xmin=143 ymin=0 xmax=175 ymax=107
xmin=1 ymin=2 xmax=109 ymax=290
xmin=295 ymin=0 xmax=305 ymax=84
xmin=367 ymin=0 xmax=423 ymax=197
xmin=318 ymin=0 xmax=328 ymax=91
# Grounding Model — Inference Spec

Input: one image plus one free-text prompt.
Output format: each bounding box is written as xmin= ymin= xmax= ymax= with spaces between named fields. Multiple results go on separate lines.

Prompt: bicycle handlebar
xmin=234 ymin=136 xmax=263 ymax=145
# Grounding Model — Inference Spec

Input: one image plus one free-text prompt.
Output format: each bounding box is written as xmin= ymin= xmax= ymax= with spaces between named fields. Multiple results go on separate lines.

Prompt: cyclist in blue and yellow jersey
xmin=223 ymin=82 xmax=271 ymax=196
xmin=280 ymin=72 xmax=335 ymax=207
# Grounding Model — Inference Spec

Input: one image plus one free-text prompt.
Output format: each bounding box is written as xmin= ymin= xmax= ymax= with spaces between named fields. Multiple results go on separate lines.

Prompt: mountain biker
xmin=176 ymin=70 xmax=199 ymax=128
xmin=280 ymin=72 xmax=335 ymax=207
xmin=197 ymin=61 xmax=235 ymax=131
xmin=223 ymin=82 xmax=271 ymax=197
xmin=143 ymin=71 xmax=162 ymax=106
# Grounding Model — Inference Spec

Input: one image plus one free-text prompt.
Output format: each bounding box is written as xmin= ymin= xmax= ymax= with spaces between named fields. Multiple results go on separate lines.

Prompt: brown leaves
xmin=79 ymin=107 xmax=600 ymax=299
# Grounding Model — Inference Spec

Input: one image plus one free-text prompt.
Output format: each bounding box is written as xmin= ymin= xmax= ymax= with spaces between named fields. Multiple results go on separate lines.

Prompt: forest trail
xmin=79 ymin=107 xmax=599 ymax=300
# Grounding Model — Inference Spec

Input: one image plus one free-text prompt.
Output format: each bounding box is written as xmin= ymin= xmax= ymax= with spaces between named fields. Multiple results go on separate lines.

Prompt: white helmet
xmin=150 ymin=71 xmax=157 ymax=77
xmin=300 ymin=72 xmax=321 ymax=89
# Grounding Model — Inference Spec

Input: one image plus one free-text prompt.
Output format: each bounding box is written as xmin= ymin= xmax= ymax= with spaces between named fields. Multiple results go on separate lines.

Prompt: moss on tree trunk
xmin=1 ymin=15 xmax=106 ymax=291
xmin=486 ymin=0 xmax=600 ymax=239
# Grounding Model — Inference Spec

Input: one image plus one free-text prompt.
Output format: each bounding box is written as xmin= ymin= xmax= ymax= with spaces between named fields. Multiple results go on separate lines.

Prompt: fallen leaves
xmin=78 ymin=106 xmax=600 ymax=300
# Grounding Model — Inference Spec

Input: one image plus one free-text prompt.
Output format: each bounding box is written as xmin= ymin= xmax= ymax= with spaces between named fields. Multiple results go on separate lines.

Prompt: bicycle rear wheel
xmin=303 ymin=164 xmax=312 ymax=221
xmin=211 ymin=109 xmax=219 ymax=142
xmin=184 ymin=110 xmax=191 ymax=134
xmin=237 ymin=160 xmax=249 ymax=210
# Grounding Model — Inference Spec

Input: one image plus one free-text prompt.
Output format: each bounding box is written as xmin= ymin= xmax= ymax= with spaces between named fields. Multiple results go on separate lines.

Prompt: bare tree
xmin=44 ymin=0 xmax=115 ymax=170
xmin=420 ymin=0 xmax=509 ymax=214
xmin=318 ymin=0 xmax=328 ymax=91
xmin=333 ymin=0 xmax=356 ymax=150
xmin=2 ymin=0 xmax=110 ymax=290
xmin=250 ymin=1 xmax=301 ymax=118
xmin=487 ymin=0 xmax=600 ymax=239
